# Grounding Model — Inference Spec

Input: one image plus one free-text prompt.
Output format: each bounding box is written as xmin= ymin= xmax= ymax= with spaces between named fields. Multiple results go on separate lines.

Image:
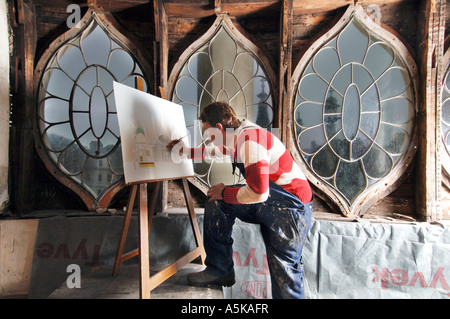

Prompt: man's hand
xmin=207 ymin=183 xmax=226 ymax=202
xmin=166 ymin=139 xmax=184 ymax=155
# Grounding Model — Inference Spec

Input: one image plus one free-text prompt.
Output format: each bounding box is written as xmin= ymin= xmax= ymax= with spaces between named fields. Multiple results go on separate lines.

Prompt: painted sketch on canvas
xmin=113 ymin=82 xmax=194 ymax=184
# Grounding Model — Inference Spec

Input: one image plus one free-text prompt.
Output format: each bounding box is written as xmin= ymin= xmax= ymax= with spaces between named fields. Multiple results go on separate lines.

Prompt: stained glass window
xmin=171 ymin=17 xmax=274 ymax=187
xmin=36 ymin=14 xmax=148 ymax=204
xmin=293 ymin=16 xmax=415 ymax=211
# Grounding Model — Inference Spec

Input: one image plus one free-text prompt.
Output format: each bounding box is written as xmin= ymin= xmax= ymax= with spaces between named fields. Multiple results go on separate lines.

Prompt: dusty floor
xmin=48 ymin=263 xmax=223 ymax=299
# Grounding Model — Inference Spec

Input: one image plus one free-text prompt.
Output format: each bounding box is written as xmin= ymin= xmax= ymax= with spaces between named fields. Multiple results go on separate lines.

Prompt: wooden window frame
xmin=166 ymin=13 xmax=278 ymax=194
xmin=33 ymin=8 xmax=153 ymax=211
xmin=289 ymin=4 xmax=419 ymax=217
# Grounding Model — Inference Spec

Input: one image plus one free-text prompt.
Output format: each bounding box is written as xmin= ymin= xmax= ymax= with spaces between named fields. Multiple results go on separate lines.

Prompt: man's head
xmin=199 ymin=102 xmax=241 ymax=129
xmin=199 ymin=102 xmax=241 ymax=147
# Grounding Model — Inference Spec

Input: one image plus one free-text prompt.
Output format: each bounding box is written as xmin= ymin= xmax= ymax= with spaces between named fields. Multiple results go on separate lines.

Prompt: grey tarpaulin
xmin=224 ymin=219 xmax=450 ymax=299
xmin=28 ymin=214 xmax=203 ymax=298
xmin=28 ymin=213 xmax=450 ymax=298
xmin=222 ymin=220 xmax=271 ymax=299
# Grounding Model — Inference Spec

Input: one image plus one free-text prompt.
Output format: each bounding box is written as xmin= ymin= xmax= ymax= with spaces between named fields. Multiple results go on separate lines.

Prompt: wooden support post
xmin=154 ymin=1 xmax=170 ymax=214
xmin=214 ymin=0 xmax=222 ymax=14
xmin=278 ymin=0 xmax=293 ymax=145
xmin=155 ymin=0 xmax=168 ymax=91
xmin=10 ymin=0 xmax=37 ymax=214
xmin=416 ymin=0 xmax=446 ymax=221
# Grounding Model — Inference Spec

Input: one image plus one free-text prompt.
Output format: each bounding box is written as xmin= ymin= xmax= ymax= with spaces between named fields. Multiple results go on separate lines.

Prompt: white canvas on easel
xmin=113 ymin=81 xmax=194 ymax=184
xmin=112 ymin=81 xmax=205 ymax=299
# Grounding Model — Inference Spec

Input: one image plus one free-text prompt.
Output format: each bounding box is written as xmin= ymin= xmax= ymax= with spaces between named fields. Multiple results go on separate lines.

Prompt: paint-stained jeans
xmin=203 ymin=181 xmax=313 ymax=299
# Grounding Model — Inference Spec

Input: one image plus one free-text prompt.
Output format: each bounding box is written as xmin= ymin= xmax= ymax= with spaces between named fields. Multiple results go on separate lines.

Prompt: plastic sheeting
xmin=224 ymin=219 xmax=450 ymax=299
xmin=223 ymin=220 xmax=271 ymax=299
xmin=28 ymin=214 xmax=450 ymax=299
xmin=28 ymin=215 xmax=202 ymax=298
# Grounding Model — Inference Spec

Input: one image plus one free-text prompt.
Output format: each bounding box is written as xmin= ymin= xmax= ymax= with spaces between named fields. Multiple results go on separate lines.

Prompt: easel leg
xmin=113 ymin=184 xmax=138 ymax=277
xmin=181 ymin=178 xmax=206 ymax=264
xmin=139 ymin=183 xmax=151 ymax=299
xmin=112 ymin=179 xmax=205 ymax=299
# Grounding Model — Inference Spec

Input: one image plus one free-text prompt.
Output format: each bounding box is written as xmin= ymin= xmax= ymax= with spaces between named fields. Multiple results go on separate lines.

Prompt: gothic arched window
xmin=168 ymin=14 xmax=276 ymax=189
xmin=35 ymin=11 xmax=151 ymax=210
xmin=291 ymin=5 xmax=418 ymax=216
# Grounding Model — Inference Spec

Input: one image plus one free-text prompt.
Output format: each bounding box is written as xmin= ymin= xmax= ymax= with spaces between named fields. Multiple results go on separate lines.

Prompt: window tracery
xmin=35 ymin=11 xmax=150 ymax=210
xmin=169 ymin=15 xmax=276 ymax=188
xmin=291 ymin=6 xmax=418 ymax=216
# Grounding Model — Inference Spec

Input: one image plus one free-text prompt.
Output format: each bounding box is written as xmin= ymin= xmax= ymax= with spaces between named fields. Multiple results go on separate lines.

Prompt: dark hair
xmin=199 ymin=102 xmax=241 ymax=129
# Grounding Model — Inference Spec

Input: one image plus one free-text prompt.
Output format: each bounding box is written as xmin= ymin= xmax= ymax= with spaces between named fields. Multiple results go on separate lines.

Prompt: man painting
xmin=167 ymin=102 xmax=313 ymax=299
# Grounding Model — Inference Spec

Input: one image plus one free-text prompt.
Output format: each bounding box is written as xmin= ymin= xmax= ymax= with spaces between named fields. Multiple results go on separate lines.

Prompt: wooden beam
xmin=279 ymin=0 xmax=293 ymax=144
xmin=292 ymin=0 xmax=418 ymax=13
xmin=416 ymin=0 xmax=446 ymax=221
xmin=157 ymin=1 xmax=169 ymax=212
xmin=153 ymin=1 xmax=169 ymax=213
xmin=163 ymin=1 xmax=278 ymax=18
xmin=158 ymin=1 xmax=169 ymax=91
xmin=10 ymin=0 xmax=37 ymax=214
xmin=215 ymin=0 xmax=222 ymax=14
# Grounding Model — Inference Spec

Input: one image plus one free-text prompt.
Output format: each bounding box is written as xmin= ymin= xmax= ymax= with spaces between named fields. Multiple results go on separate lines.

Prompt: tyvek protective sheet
xmin=224 ymin=219 xmax=450 ymax=299
xmin=28 ymin=215 xmax=202 ymax=298
xmin=222 ymin=221 xmax=271 ymax=299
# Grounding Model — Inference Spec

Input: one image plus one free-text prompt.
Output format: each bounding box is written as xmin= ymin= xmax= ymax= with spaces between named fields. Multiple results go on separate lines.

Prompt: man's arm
xmin=166 ymin=140 xmax=228 ymax=160
xmin=222 ymin=138 xmax=270 ymax=204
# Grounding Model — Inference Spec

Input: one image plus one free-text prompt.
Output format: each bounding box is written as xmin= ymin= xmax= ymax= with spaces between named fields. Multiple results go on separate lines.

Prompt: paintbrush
xmin=175 ymin=133 xmax=189 ymax=142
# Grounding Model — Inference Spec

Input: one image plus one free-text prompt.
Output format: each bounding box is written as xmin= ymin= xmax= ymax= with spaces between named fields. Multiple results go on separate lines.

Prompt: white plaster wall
xmin=0 ymin=0 xmax=9 ymax=211
xmin=0 ymin=219 xmax=39 ymax=296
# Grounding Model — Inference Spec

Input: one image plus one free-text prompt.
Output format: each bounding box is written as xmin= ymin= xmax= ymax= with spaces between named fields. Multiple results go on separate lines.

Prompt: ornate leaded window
xmin=291 ymin=6 xmax=417 ymax=216
xmin=168 ymin=14 xmax=276 ymax=188
xmin=35 ymin=11 xmax=150 ymax=210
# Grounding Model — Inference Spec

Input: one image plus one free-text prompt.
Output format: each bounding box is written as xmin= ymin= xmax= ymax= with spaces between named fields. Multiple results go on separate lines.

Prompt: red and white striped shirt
xmin=190 ymin=121 xmax=313 ymax=205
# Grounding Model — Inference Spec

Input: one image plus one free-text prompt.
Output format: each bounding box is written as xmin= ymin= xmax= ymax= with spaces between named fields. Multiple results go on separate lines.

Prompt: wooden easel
xmin=112 ymin=178 xmax=205 ymax=299
xmin=112 ymin=79 xmax=206 ymax=299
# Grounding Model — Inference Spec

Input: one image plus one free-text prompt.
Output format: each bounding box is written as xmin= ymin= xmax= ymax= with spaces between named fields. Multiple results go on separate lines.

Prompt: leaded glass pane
xmin=294 ymin=17 xmax=415 ymax=206
xmin=37 ymin=16 xmax=148 ymax=200
xmin=172 ymin=20 xmax=274 ymax=187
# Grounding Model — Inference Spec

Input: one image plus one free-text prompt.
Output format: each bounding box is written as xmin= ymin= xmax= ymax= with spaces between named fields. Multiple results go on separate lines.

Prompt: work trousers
xmin=203 ymin=181 xmax=313 ymax=299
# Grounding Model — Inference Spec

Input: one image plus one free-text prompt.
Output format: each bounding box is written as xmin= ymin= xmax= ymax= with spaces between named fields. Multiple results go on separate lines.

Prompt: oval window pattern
xmin=169 ymin=15 xmax=275 ymax=188
xmin=36 ymin=12 xmax=149 ymax=208
xmin=292 ymin=6 xmax=417 ymax=216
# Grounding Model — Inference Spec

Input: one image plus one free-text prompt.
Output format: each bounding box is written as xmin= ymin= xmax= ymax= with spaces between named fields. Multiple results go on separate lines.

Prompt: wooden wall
xmin=7 ymin=0 xmax=449 ymax=221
